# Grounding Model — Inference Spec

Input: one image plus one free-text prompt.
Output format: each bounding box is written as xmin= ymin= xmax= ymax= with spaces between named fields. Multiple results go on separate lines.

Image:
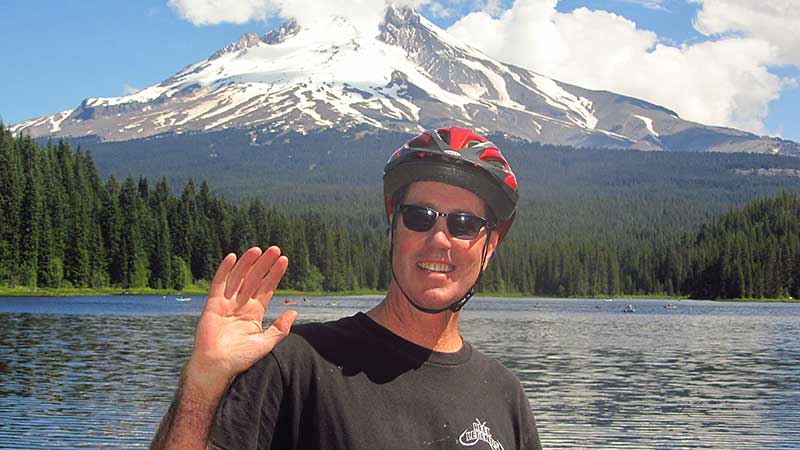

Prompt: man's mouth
xmin=417 ymin=262 xmax=454 ymax=273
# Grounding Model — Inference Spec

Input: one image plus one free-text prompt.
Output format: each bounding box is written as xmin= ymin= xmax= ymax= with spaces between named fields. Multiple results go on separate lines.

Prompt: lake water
xmin=0 ymin=296 xmax=798 ymax=449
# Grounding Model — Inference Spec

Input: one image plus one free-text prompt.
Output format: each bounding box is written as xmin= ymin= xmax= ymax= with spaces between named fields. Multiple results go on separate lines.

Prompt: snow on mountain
xmin=10 ymin=6 xmax=799 ymax=156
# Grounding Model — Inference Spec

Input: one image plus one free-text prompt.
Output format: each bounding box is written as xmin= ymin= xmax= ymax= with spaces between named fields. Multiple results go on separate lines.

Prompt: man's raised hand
xmin=186 ymin=246 xmax=297 ymax=393
xmin=150 ymin=246 xmax=295 ymax=450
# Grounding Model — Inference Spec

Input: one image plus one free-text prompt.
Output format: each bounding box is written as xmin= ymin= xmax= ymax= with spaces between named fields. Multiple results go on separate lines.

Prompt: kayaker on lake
xmin=151 ymin=127 xmax=542 ymax=450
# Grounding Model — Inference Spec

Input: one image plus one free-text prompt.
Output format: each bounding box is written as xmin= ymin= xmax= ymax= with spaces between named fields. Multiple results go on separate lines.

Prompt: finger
xmin=209 ymin=253 xmax=237 ymax=300
xmin=271 ymin=309 xmax=298 ymax=334
xmin=237 ymin=246 xmax=282 ymax=305
xmin=224 ymin=247 xmax=263 ymax=299
xmin=259 ymin=310 xmax=298 ymax=349
xmin=253 ymin=255 xmax=289 ymax=311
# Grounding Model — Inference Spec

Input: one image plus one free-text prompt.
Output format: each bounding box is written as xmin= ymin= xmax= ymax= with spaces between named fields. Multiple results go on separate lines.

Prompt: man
xmin=151 ymin=127 xmax=542 ymax=449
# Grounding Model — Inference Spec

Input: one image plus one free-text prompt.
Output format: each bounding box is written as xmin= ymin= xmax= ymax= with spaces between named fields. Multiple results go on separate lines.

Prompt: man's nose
xmin=427 ymin=218 xmax=452 ymax=248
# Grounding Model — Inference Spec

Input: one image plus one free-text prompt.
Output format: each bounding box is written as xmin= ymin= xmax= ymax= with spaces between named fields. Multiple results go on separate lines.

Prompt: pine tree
xmin=290 ymin=225 xmax=314 ymax=290
xmin=248 ymin=199 xmax=271 ymax=247
xmin=17 ymin=136 xmax=44 ymax=286
xmin=101 ymin=175 xmax=124 ymax=285
xmin=81 ymin=150 xmax=108 ymax=286
xmin=64 ymin=146 xmax=92 ymax=287
xmin=174 ymin=179 xmax=197 ymax=278
xmin=37 ymin=148 xmax=61 ymax=287
xmin=39 ymin=143 xmax=69 ymax=287
xmin=229 ymin=207 xmax=255 ymax=255
xmin=149 ymin=179 xmax=173 ymax=289
xmin=119 ymin=176 xmax=149 ymax=287
xmin=0 ymin=125 xmax=23 ymax=285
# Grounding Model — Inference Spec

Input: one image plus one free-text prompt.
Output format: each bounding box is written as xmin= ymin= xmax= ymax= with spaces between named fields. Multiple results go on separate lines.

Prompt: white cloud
xmin=168 ymin=0 xmax=431 ymax=29
xmin=167 ymin=0 xmax=278 ymax=25
xmin=426 ymin=1 xmax=455 ymax=18
xmin=276 ymin=0 xmax=386 ymax=31
xmin=618 ymin=0 xmax=667 ymax=11
xmin=482 ymin=0 xmax=506 ymax=17
xmin=122 ymin=84 xmax=141 ymax=95
xmin=693 ymin=0 xmax=800 ymax=65
xmin=447 ymin=0 xmax=795 ymax=136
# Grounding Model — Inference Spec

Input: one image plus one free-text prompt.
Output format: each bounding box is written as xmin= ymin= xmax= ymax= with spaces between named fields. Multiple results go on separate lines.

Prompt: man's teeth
xmin=417 ymin=262 xmax=454 ymax=273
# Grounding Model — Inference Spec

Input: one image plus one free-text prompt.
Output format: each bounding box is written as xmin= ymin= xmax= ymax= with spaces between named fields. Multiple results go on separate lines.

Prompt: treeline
xmin=2 ymin=124 xmax=800 ymax=299
xmin=484 ymin=193 xmax=800 ymax=299
xmin=687 ymin=192 xmax=800 ymax=299
xmin=0 ymin=127 xmax=388 ymax=291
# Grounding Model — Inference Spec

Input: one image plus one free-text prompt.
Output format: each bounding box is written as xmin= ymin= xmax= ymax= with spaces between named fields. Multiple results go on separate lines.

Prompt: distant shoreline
xmin=0 ymin=286 xmax=383 ymax=298
xmin=0 ymin=286 xmax=797 ymax=303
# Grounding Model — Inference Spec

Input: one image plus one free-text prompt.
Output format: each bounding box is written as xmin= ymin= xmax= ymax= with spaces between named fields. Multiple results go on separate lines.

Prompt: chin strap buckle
xmin=449 ymin=288 xmax=475 ymax=312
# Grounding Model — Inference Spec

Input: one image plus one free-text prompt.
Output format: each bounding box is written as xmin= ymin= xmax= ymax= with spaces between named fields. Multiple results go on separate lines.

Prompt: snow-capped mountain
xmin=10 ymin=6 xmax=799 ymax=156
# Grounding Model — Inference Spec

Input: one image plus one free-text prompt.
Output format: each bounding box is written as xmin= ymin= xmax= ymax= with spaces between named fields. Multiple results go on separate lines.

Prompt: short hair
xmin=391 ymin=185 xmax=409 ymax=213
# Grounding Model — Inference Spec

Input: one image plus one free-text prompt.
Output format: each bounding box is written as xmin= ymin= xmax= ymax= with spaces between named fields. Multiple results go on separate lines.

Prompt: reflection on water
xmin=0 ymin=313 xmax=195 ymax=449
xmin=0 ymin=296 xmax=798 ymax=448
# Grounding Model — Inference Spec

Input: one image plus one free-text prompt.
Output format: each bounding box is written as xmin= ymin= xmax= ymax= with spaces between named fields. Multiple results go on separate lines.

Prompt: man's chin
xmin=413 ymin=289 xmax=462 ymax=309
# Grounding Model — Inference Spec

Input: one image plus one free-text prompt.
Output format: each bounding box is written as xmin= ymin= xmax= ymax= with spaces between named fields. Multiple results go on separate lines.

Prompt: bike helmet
xmin=383 ymin=127 xmax=518 ymax=243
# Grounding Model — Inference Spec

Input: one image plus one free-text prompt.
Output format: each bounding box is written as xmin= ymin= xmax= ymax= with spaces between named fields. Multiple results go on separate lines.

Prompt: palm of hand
xmin=189 ymin=246 xmax=297 ymax=388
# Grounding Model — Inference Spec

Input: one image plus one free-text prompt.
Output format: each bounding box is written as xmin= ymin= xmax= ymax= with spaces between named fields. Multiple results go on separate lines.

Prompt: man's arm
xmin=150 ymin=363 xmax=227 ymax=450
xmin=150 ymin=246 xmax=296 ymax=450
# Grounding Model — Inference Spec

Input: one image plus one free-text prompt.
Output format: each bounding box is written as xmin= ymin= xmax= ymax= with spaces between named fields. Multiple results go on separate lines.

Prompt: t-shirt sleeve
xmin=211 ymin=353 xmax=285 ymax=450
xmin=517 ymin=385 xmax=542 ymax=450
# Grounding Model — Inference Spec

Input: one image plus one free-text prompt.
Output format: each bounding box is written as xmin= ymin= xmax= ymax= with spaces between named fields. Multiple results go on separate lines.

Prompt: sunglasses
xmin=397 ymin=204 xmax=494 ymax=240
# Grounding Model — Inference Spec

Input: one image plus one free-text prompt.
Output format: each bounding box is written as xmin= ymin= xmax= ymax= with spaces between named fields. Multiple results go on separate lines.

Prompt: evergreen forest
xmin=2 ymin=124 xmax=800 ymax=299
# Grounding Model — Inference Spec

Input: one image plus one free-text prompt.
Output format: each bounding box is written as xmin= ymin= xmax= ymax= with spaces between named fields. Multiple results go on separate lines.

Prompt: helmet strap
xmin=388 ymin=214 xmax=492 ymax=315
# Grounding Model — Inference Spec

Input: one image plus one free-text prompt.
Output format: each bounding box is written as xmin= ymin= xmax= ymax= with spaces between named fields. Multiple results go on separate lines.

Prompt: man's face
xmin=390 ymin=181 xmax=498 ymax=310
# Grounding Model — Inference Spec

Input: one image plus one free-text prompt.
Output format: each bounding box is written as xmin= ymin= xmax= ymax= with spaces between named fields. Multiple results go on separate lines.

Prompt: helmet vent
xmin=484 ymin=158 xmax=505 ymax=168
xmin=465 ymin=139 xmax=483 ymax=148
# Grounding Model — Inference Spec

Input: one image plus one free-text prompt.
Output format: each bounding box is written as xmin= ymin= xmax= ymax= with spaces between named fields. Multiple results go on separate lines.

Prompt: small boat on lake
xmin=623 ymin=304 xmax=636 ymax=313
xmin=176 ymin=297 xmax=192 ymax=302
xmin=283 ymin=300 xmax=298 ymax=305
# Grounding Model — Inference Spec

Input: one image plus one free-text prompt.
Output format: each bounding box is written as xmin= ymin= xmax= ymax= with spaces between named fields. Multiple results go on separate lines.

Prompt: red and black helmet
xmin=383 ymin=127 xmax=519 ymax=242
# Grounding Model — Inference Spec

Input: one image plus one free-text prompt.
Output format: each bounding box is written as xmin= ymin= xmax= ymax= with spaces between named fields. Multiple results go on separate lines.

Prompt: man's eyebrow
xmin=407 ymin=201 xmax=486 ymax=216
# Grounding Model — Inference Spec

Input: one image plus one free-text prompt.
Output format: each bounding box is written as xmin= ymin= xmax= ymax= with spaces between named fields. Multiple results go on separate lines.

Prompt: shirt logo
xmin=458 ymin=418 xmax=505 ymax=450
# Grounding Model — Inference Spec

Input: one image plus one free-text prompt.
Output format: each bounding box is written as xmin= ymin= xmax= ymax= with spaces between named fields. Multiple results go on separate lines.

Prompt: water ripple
xmin=1 ymin=296 xmax=798 ymax=448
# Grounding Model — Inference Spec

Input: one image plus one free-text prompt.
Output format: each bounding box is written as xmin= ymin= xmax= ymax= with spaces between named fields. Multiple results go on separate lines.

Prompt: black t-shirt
xmin=212 ymin=312 xmax=541 ymax=450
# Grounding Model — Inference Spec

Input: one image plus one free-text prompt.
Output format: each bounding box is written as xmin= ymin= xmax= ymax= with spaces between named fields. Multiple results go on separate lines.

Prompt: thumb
xmin=259 ymin=310 xmax=298 ymax=349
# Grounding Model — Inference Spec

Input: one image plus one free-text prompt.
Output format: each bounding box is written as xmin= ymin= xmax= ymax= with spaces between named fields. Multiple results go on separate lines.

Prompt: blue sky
xmin=1 ymin=0 xmax=798 ymax=141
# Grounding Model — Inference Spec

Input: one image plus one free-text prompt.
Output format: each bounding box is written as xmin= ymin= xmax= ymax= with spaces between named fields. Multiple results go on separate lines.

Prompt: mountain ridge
xmin=10 ymin=6 xmax=800 ymax=156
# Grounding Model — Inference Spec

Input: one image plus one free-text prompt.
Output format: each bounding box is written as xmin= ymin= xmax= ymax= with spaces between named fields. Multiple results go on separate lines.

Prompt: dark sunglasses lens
xmin=402 ymin=206 xmax=437 ymax=232
xmin=447 ymin=214 xmax=485 ymax=239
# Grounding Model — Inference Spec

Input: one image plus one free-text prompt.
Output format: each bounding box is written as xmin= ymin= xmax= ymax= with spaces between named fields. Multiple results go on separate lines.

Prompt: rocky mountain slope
xmin=11 ymin=6 xmax=799 ymax=156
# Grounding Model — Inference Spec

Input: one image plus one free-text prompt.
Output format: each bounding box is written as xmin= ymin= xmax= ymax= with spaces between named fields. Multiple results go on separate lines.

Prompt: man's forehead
xmin=405 ymin=181 xmax=487 ymax=215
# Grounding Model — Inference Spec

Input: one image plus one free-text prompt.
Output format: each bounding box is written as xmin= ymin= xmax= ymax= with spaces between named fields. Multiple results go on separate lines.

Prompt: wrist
xmin=182 ymin=356 xmax=232 ymax=404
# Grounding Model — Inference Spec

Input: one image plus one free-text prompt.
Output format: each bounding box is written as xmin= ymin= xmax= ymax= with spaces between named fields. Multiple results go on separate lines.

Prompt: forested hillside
xmin=70 ymin=127 xmax=800 ymax=233
xmin=0 ymin=126 xmax=386 ymax=292
xmin=686 ymin=192 xmax=800 ymax=299
xmin=3 ymin=124 xmax=800 ymax=298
